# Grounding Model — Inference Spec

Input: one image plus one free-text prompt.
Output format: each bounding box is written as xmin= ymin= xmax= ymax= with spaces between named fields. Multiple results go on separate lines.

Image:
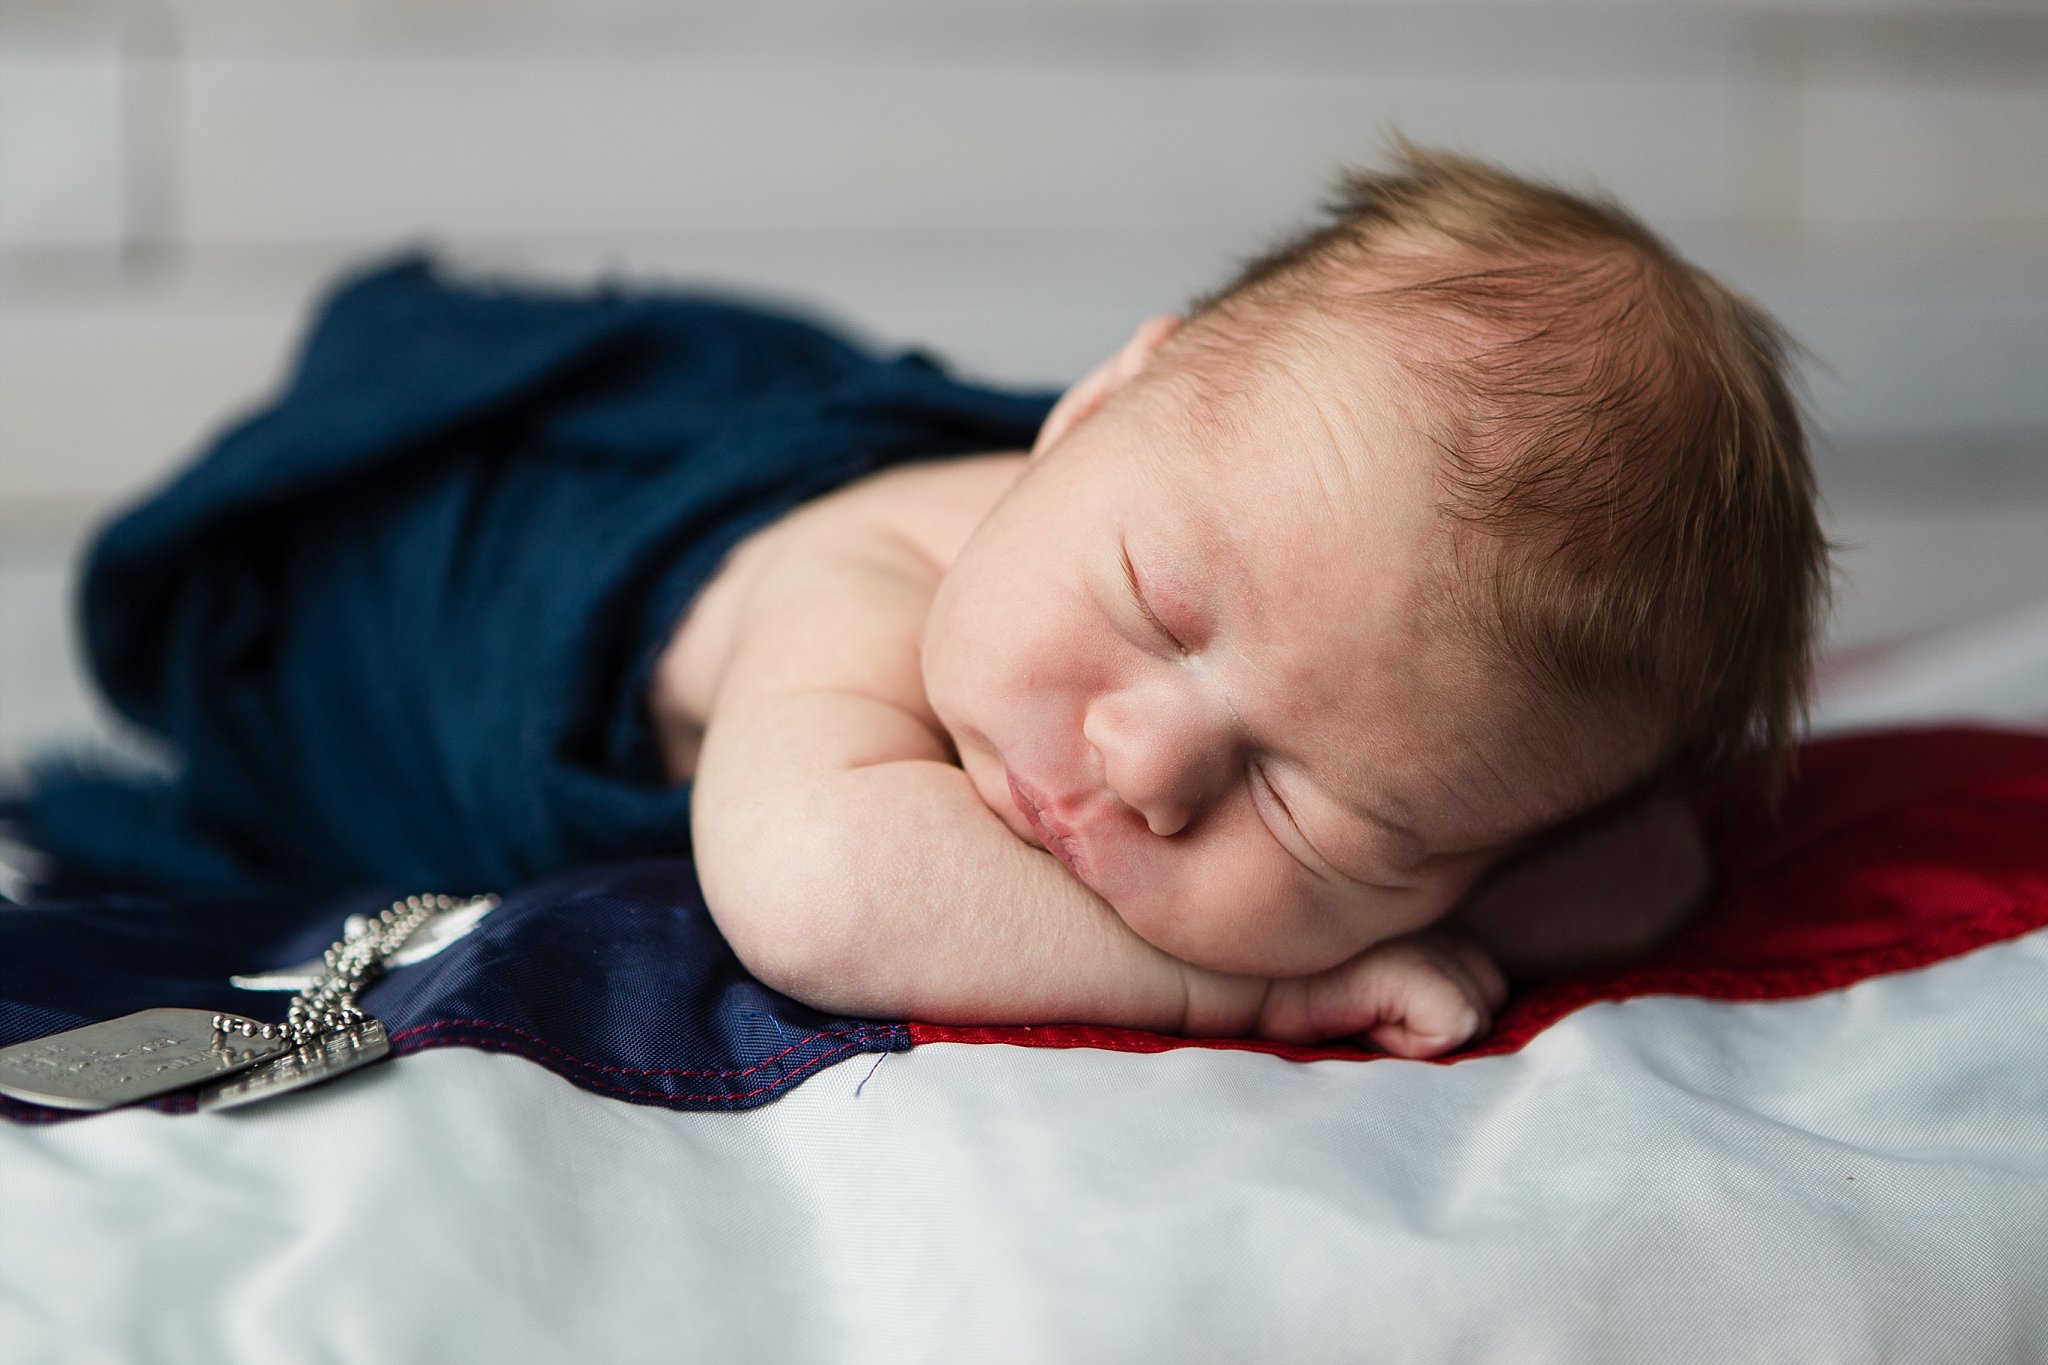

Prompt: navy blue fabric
xmin=0 ymin=858 xmax=909 ymax=1122
xmin=22 ymin=254 xmax=1055 ymax=895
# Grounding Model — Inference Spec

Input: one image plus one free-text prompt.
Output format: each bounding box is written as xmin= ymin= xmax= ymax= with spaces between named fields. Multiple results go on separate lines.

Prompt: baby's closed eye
xmin=1245 ymin=764 xmax=1402 ymax=889
xmin=1119 ymin=544 xmax=1189 ymax=655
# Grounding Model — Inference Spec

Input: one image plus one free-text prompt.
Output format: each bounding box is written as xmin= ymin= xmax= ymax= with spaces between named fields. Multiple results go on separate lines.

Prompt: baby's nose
xmin=1141 ymin=793 xmax=1197 ymax=839
xmin=1083 ymin=691 xmax=1233 ymax=838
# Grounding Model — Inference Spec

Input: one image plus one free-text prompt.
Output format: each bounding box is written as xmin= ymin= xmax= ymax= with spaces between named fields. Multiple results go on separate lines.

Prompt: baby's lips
xmin=1004 ymin=770 xmax=1047 ymax=848
xmin=1007 ymin=770 xmax=1090 ymax=878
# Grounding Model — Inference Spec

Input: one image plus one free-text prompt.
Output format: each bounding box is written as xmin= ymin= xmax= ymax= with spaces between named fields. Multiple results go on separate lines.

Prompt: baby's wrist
xmin=1245 ymin=974 xmax=1321 ymax=1044
xmin=1175 ymin=962 xmax=1274 ymax=1039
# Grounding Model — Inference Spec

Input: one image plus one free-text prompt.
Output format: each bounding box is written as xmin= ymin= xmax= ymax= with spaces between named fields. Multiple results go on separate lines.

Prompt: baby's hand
xmin=1256 ymin=931 xmax=1510 ymax=1059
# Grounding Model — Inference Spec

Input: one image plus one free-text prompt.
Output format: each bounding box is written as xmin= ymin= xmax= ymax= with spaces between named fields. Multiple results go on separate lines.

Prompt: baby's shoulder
xmin=813 ymin=452 xmax=1028 ymax=569
xmin=648 ymin=451 xmax=1025 ymax=777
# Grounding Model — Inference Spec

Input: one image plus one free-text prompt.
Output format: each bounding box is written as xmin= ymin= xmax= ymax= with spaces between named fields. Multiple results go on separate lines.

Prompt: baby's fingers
xmin=1349 ymin=935 xmax=1506 ymax=1060
xmin=1430 ymin=931 xmax=1510 ymax=1017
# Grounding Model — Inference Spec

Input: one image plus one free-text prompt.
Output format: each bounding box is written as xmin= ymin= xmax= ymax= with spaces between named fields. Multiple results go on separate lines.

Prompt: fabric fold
xmin=25 ymin=255 xmax=1054 ymax=895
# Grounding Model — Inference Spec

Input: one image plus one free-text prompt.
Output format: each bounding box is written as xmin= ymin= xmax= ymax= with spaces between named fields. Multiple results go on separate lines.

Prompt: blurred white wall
xmin=2 ymin=0 xmax=2046 ymax=763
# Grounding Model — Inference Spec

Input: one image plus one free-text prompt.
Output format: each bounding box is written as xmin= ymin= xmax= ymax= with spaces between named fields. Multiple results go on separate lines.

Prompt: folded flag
xmin=0 ymin=857 xmax=908 ymax=1123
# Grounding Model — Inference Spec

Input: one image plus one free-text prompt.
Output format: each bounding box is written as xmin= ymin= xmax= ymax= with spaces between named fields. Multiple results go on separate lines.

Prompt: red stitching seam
xmin=0 ymin=1097 xmax=85 ymax=1125
xmin=384 ymin=1017 xmax=896 ymax=1078
xmin=0 ymin=1027 xmax=902 ymax=1124
xmin=0 ymin=1085 xmax=201 ymax=1123
xmin=394 ymin=1031 xmax=881 ymax=1104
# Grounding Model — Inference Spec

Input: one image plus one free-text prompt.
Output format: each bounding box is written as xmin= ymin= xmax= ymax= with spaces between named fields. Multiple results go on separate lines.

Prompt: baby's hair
xmin=1189 ymin=142 xmax=1829 ymax=791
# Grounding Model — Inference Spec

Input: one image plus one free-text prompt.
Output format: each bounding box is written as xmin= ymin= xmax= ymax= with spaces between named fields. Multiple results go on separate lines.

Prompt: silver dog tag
xmin=196 ymin=1017 xmax=391 ymax=1113
xmin=0 ymin=1008 xmax=291 ymax=1111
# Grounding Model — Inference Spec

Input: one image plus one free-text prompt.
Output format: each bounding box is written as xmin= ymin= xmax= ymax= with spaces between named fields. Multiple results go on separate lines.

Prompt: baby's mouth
xmin=1007 ymin=772 xmax=1087 ymax=880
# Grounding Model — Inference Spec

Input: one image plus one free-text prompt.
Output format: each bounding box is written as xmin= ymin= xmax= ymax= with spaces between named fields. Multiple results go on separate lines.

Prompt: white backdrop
xmin=5 ymin=2 xmax=2048 ymax=774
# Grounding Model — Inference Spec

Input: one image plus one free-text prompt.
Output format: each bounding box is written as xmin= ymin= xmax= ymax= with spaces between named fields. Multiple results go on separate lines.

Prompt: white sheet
xmin=6 ymin=932 xmax=2046 ymax=1363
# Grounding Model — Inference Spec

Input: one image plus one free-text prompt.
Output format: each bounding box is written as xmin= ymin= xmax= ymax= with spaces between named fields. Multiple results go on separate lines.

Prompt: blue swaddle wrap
xmin=25 ymin=255 xmax=1056 ymax=895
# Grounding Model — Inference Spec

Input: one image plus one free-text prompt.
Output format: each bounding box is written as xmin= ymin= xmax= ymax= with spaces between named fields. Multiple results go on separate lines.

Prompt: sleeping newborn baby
xmin=650 ymin=147 xmax=1829 ymax=1058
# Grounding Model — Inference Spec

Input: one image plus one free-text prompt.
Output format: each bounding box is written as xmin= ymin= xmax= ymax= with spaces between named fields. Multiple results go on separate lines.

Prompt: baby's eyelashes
xmin=1248 ymin=763 xmax=1338 ymax=876
xmin=1137 ymin=597 xmax=1186 ymax=654
xmin=1119 ymin=545 xmax=1189 ymax=655
xmin=1254 ymin=768 xmax=1441 ymax=893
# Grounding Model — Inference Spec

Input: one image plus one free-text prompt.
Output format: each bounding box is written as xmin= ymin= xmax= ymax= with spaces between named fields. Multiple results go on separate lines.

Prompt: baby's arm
xmin=1441 ymin=788 xmax=1711 ymax=983
xmin=684 ymin=474 xmax=1499 ymax=1054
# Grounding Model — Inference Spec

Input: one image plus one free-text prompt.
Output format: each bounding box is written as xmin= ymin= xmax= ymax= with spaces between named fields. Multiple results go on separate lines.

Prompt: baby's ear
xmin=1031 ymin=314 xmax=1183 ymax=457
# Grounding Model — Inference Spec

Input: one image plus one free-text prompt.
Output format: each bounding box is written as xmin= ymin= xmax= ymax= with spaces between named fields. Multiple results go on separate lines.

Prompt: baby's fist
xmin=1259 ymin=931 xmax=1510 ymax=1059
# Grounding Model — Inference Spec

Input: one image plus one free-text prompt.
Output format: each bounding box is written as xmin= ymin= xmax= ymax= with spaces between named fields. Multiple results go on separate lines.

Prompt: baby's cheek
xmin=1169 ymin=844 xmax=1359 ymax=976
xmin=1273 ymin=865 xmax=1468 ymax=976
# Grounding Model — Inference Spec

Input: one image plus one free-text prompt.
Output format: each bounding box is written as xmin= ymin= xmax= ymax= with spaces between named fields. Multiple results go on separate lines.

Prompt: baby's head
xmin=921 ymin=145 xmax=1828 ymax=976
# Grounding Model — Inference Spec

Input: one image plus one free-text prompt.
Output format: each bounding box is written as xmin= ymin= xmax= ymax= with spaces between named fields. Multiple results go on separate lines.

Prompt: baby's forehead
xmin=1168 ymin=304 xmax=1455 ymax=453
xmin=1121 ymin=358 xmax=1448 ymax=559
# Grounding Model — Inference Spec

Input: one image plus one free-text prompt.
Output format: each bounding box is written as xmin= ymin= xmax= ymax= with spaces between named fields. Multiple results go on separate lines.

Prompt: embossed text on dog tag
xmin=196 ymin=1018 xmax=391 ymax=1112
xmin=0 ymin=1008 xmax=290 ymax=1111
